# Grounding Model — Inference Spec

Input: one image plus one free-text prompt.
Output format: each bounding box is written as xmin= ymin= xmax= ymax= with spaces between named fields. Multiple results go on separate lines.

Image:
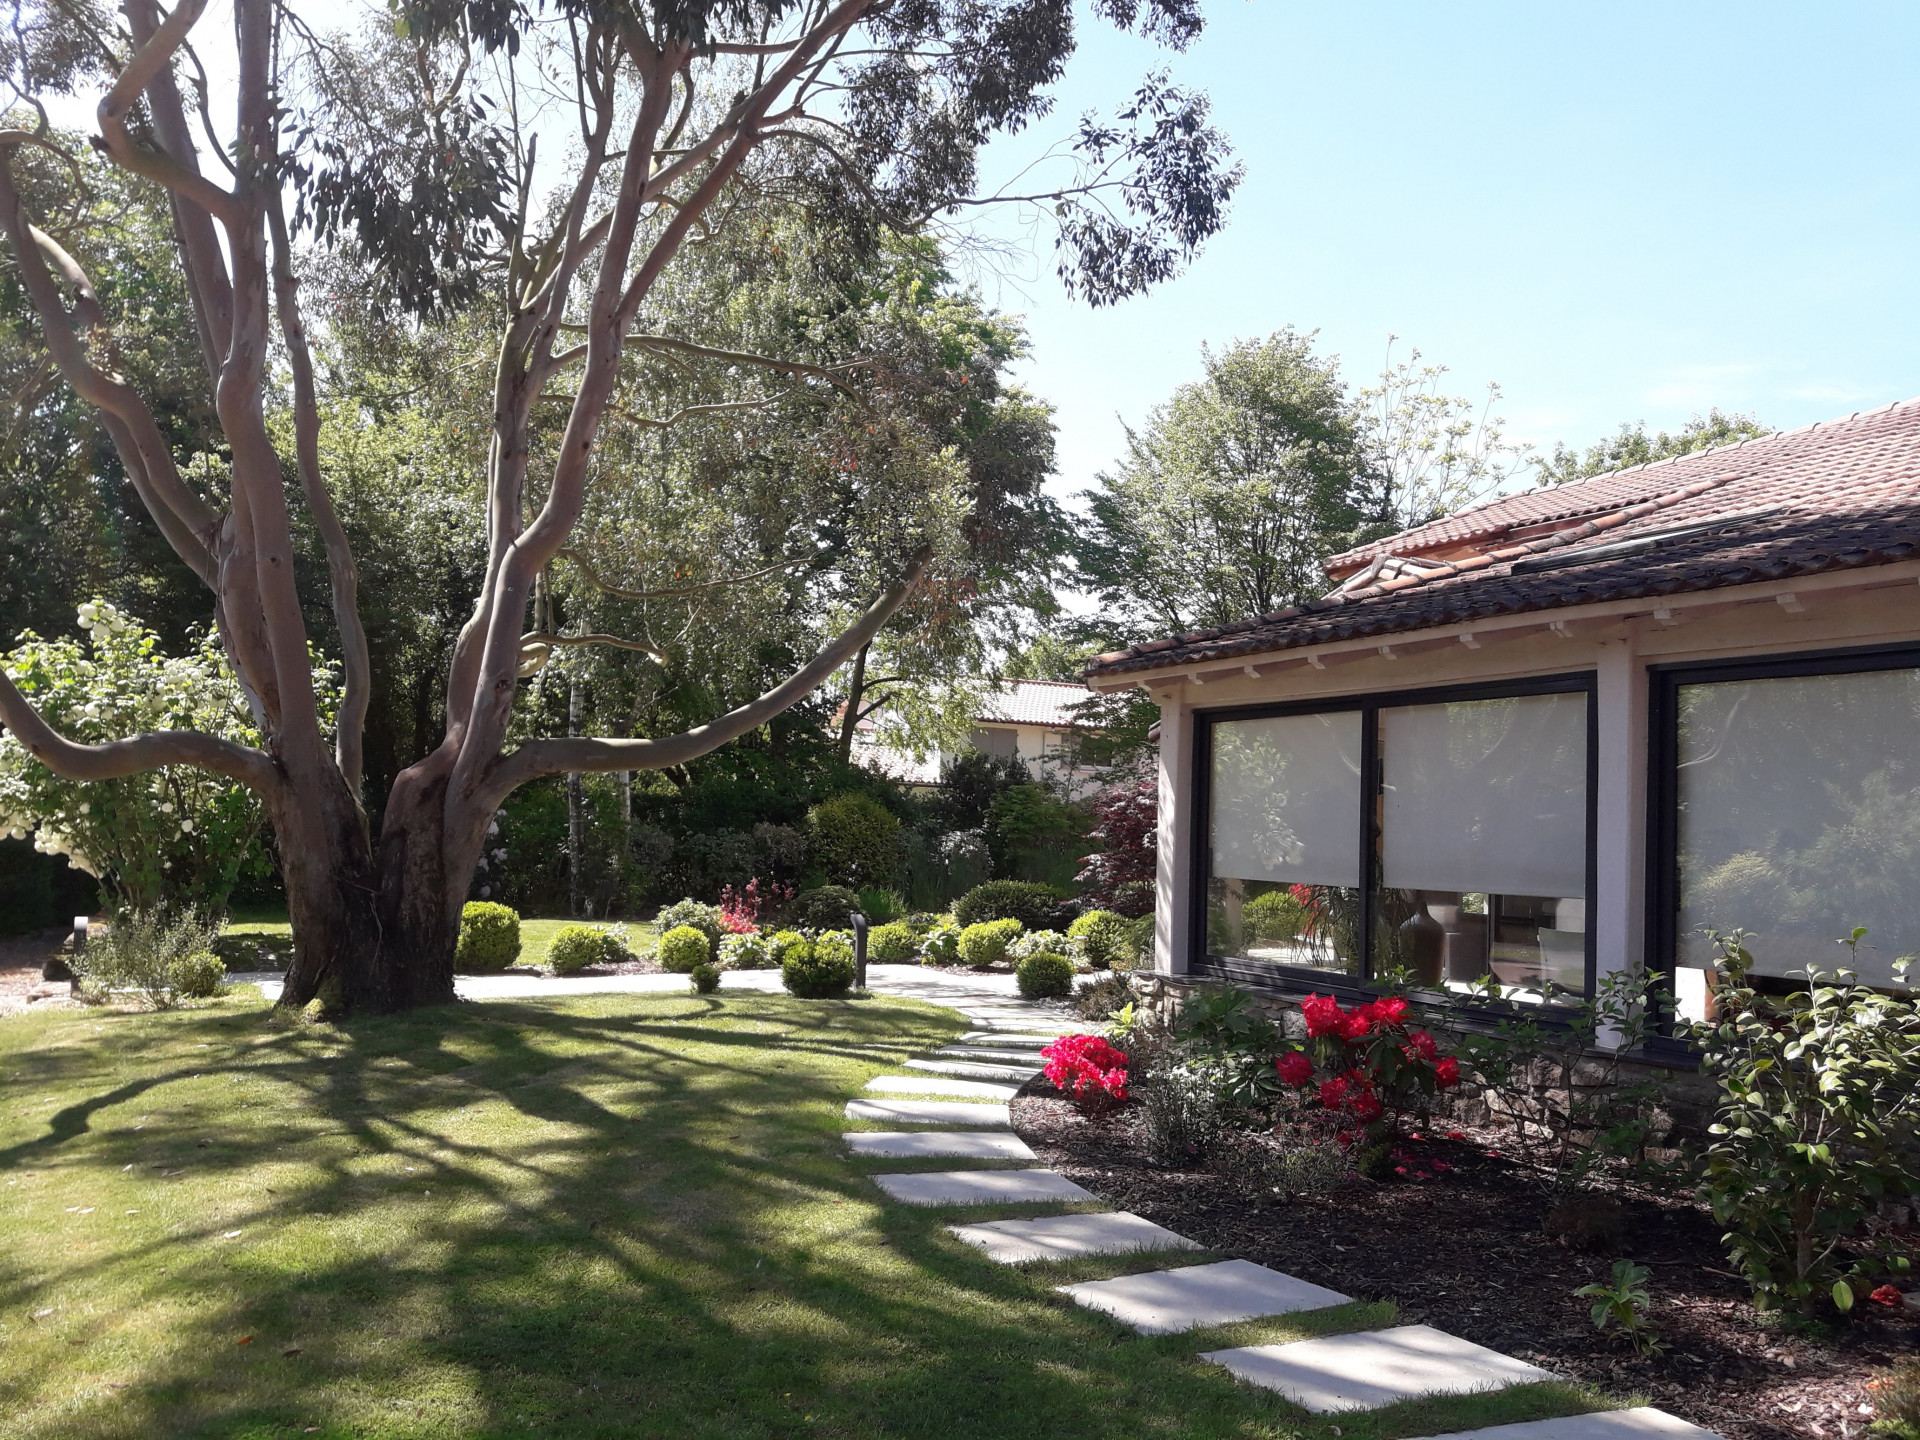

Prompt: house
xmin=849 ymin=679 xmax=1106 ymax=798
xmin=1084 ymin=397 xmax=1920 ymax=1048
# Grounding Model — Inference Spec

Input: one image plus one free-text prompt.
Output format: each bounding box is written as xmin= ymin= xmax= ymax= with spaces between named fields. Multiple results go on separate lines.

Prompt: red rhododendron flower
xmin=1871 ymin=1284 xmax=1904 ymax=1306
xmin=1347 ymin=1089 xmax=1384 ymax=1122
xmin=1275 ymin=1051 xmax=1314 ymax=1087
xmin=1404 ymin=1029 xmax=1439 ymax=1061
xmin=1041 ymin=1034 xmax=1131 ymax=1107
xmin=1301 ymin=993 xmax=1343 ymax=1038
xmin=1337 ymin=1011 xmax=1372 ymax=1042
xmin=1318 ymin=1077 xmax=1350 ymax=1109
xmin=1433 ymin=1056 xmax=1460 ymax=1088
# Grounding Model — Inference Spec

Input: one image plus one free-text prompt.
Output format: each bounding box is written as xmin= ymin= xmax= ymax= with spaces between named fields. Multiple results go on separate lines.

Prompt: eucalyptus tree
xmin=0 ymin=0 xmax=1238 ymax=1011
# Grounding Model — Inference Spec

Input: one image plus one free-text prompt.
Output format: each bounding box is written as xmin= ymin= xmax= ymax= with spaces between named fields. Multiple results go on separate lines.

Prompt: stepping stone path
xmin=837 ymin=970 xmax=1724 ymax=1439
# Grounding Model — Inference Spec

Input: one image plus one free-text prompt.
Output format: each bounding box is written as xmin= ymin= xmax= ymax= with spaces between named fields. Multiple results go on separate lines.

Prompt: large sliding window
xmin=1651 ymin=647 xmax=1920 ymax=1024
xmin=1199 ymin=676 xmax=1596 ymax=1001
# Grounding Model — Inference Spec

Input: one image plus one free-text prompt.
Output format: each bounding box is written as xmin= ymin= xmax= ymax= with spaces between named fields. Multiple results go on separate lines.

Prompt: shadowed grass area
xmin=0 ymin=991 xmax=1614 ymax=1438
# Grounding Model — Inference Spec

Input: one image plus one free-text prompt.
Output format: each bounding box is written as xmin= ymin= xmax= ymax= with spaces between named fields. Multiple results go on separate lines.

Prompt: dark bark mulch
xmin=1013 ymin=1088 xmax=1919 ymax=1440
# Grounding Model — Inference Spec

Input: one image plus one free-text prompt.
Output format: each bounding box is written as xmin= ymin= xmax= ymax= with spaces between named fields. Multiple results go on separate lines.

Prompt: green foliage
xmin=656 ymin=900 xmax=724 ymax=950
xmin=792 ymin=885 xmax=865 ymax=931
xmin=952 ymin=880 xmax=1062 ymax=930
xmin=807 ymin=794 xmax=901 ymax=889
xmin=1068 ymin=909 xmax=1131 ymax=969
xmin=918 ymin=920 xmax=961 ymax=965
xmin=547 ymin=925 xmax=612 ymax=976
xmin=986 ymin=784 xmax=1084 ymax=847
xmin=456 ymin=902 xmax=522 ymax=972
xmin=1536 ymin=409 xmax=1770 ymax=486
xmin=74 ymin=910 xmax=221 ymax=1010
xmin=1871 ymin=1359 xmax=1920 ymax=1437
xmin=957 ymin=918 xmax=1021 ymax=968
xmin=0 ymin=604 xmax=286 ymax=916
xmin=689 ymin=962 xmax=721 ymax=995
xmin=1573 ymin=1261 xmax=1660 ymax=1355
xmin=717 ymin=932 xmax=773 ymax=970
xmin=1072 ymin=972 xmax=1135 ymax=1023
xmin=782 ymin=930 xmax=855 ymax=998
xmin=1138 ymin=1056 xmax=1236 ymax=1168
xmin=866 ymin=921 xmax=919 ymax=964
xmin=1119 ymin=914 xmax=1157 ymax=969
xmin=1015 ymin=951 xmax=1074 ymax=999
xmin=767 ymin=930 xmax=811 ymax=970
xmin=857 ymin=887 xmax=904 ymax=923
xmin=1175 ymin=987 xmax=1285 ymax=1106
xmin=658 ymin=926 xmax=713 ymax=975
xmin=1242 ymin=889 xmax=1308 ymax=944
xmin=1694 ymin=929 xmax=1920 ymax=1315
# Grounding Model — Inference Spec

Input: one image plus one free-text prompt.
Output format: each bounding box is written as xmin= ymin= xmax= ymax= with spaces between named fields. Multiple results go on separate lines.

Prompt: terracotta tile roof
xmin=1087 ymin=398 xmax=1920 ymax=680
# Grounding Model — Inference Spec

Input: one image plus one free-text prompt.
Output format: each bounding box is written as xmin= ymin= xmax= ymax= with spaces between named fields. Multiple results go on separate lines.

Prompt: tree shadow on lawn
xmin=0 ymin=994 xmax=1607 ymax=1439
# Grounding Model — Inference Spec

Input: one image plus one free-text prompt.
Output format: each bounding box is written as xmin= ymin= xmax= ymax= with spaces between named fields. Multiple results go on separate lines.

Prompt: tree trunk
xmin=836 ymin=642 xmax=869 ymax=766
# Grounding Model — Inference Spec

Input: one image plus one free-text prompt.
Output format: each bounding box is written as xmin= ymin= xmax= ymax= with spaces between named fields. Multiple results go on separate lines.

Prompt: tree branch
xmin=629 ymin=333 xmax=871 ymax=394
xmin=559 ymin=547 xmax=812 ymax=600
xmin=518 ymin=631 xmax=669 ymax=665
xmin=95 ymin=0 xmax=243 ymax=229
xmin=484 ymin=547 xmax=927 ymax=797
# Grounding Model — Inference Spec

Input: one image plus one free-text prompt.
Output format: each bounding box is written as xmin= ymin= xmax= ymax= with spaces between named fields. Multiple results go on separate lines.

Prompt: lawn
xmin=217 ymin=917 xmax=662 ymax=971
xmin=0 ymin=989 xmax=1607 ymax=1439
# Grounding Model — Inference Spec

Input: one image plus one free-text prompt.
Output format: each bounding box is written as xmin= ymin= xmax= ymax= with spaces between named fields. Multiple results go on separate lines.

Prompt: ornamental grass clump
xmin=1041 ymin=1033 xmax=1130 ymax=1111
xmin=1694 ymin=928 xmax=1920 ymax=1316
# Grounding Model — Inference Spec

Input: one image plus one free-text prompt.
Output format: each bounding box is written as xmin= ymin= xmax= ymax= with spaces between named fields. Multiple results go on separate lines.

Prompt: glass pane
xmin=1676 ymin=667 xmax=1920 ymax=1019
xmin=1207 ymin=712 xmax=1363 ymax=976
xmin=1376 ymin=693 xmax=1588 ymax=1000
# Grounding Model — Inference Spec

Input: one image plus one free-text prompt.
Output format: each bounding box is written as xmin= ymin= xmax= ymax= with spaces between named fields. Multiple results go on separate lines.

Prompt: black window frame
xmin=1190 ymin=671 xmax=1600 ymax=1004
xmin=1645 ymin=639 xmax=1920 ymax=1033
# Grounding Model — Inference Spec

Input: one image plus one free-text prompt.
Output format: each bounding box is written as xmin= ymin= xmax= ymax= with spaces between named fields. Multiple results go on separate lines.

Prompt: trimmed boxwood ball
xmin=957 ymin=917 xmax=1022 ymax=968
xmin=168 ymin=951 xmax=226 ymax=998
xmin=456 ymin=901 xmax=521 ymax=972
xmin=952 ymin=880 xmax=1064 ymax=931
xmin=1016 ymin=951 xmax=1074 ymax=999
xmin=782 ymin=931 xmax=855 ymax=998
xmin=689 ymin=962 xmax=721 ymax=994
xmin=657 ymin=925 xmax=711 ymax=974
xmin=546 ymin=924 xmax=609 ymax=976
xmin=655 ymin=899 xmax=722 ymax=952
xmin=792 ymin=884 xmax=864 ymax=932
xmin=1067 ymin=909 xmax=1130 ymax=970
xmin=866 ymin=921 xmax=918 ymax=964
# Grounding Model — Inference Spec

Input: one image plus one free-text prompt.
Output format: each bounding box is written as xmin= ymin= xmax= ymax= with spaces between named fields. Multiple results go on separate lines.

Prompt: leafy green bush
xmin=1573 ymin=1260 xmax=1659 ymax=1355
xmin=655 ymin=899 xmax=722 ymax=953
xmin=168 ymin=950 xmax=227 ymax=999
xmin=866 ymin=921 xmax=918 ymax=963
xmin=918 ymin=921 xmax=960 ymax=965
xmin=807 ymin=793 xmax=900 ymax=888
xmin=1016 ymin=951 xmax=1074 ymax=999
xmin=767 ymin=930 xmax=811 ymax=969
xmin=783 ymin=930 xmax=855 ymax=998
xmin=952 ymin=880 xmax=1063 ymax=930
xmin=546 ymin=924 xmax=610 ymax=975
xmin=75 ymin=910 xmax=220 ymax=1009
xmin=1118 ymin=913 xmax=1156 ymax=969
xmin=1011 ymin=928 xmax=1070 ymax=962
xmin=689 ymin=962 xmax=720 ymax=995
xmin=1242 ymin=889 xmax=1309 ymax=944
xmin=1694 ymin=929 xmax=1920 ymax=1314
xmin=456 ymin=901 xmax=522 ymax=972
xmin=958 ymin=917 xmax=1021 ymax=968
xmin=717 ymin=932 xmax=772 ymax=970
xmin=792 ymin=884 xmax=863 ymax=932
xmin=657 ymin=925 xmax=712 ymax=974
xmin=857 ymin=887 xmax=904 ymax=923
xmin=1068 ymin=909 xmax=1130 ymax=969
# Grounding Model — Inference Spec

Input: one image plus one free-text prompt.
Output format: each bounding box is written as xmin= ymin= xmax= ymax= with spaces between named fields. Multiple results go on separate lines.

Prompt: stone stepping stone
xmin=905 ymin=1058 xmax=1041 ymax=1082
xmin=949 ymin=1211 xmax=1202 ymax=1265
xmin=872 ymin=1167 xmax=1096 ymax=1207
xmin=1201 ymin=1323 xmax=1558 ymax=1413
xmin=958 ymin=1032 xmax=1056 ymax=1047
xmin=844 ymin=1131 xmax=1037 ymax=1160
xmin=1403 ymin=1408 xmax=1725 ymax=1440
xmin=936 ymin=1045 xmax=1053 ymax=1063
xmin=864 ymin=1075 xmax=1020 ymax=1100
xmin=1059 ymin=1259 xmax=1349 ymax=1335
xmin=845 ymin=1098 xmax=1010 ymax=1127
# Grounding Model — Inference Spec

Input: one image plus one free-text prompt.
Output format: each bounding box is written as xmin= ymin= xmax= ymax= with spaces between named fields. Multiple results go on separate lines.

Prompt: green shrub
xmin=767 ymin=929 xmax=811 ymax=969
xmin=918 ymin=921 xmax=960 ymax=965
xmin=75 ymin=910 xmax=221 ymax=1009
xmin=1073 ymin=971 xmax=1134 ymax=1022
xmin=1011 ymin=928 xmax=1070 ymax=962
xmin=958 ymin=917 xmax=1022 ymax=968
xmin=689 ymin=962 xmax=720 ymax=995
xmin=792 ymin=884 xmax=863 ymax=932
xmin=655 ymin=899 xmax=722 ymax=953
xmin=1067 ymin=909 xmax=1130 ymax=969
xmin=952 ymin=880 xmax=1062 ymax=930
xmin=1243 ymin=889 xmax=1309 ymax=945
xmin=1117 ymin=913 xmax=1156 ymax=969
xmin=657 ymin=925 xmax=712 ymax=974
xmin=717 ymin=932 xmax=772 ymax=970
xmin=547 ymin=924 xmax=610 ymax=975
xmin=866 ymin=921 xmax=918 ymax=964
xmin=1016 ymin=950 xmax=1074 ymax=999
xmin=807 ymin=793 xmax=901 ymax=888
xmin=168 ymin=950 xmax=227 ymax=999
xmin=456 ymin=901 xmax=522 ymax=972
xmin=783 ymin=930 xmax=855 ymax=998
xmin=857 ymin=886 xmax=905 ymax=923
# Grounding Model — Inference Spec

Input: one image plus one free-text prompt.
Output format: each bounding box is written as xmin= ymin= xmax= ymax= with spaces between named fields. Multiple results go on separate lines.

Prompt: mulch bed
xmin=1013 ymin=1087 xmax=1919 ymax=1440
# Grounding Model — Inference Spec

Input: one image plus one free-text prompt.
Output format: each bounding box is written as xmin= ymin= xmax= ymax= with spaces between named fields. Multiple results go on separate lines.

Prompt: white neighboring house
xmin=849 ymin=679 xmax=1105 ymax=799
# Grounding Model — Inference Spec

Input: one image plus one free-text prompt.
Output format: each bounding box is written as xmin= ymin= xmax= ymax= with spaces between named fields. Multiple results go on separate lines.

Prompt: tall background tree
xmin=0 ymin=0 xmax=1239 ymax=1010
xmin=1535 ymin=408 xmax=1771 ymax=485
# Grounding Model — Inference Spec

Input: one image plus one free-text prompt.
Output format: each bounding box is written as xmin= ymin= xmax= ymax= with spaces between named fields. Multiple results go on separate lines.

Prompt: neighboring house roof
xmin=1086 ymin=396 xmax=1920 ymax=680
xmin=973 ymin=679 xmax=1097 ymax=727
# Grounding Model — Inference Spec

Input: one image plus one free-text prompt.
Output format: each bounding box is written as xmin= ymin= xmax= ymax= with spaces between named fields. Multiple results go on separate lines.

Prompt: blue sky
xmin=968 ymin=1 xmax=1920 ymax=507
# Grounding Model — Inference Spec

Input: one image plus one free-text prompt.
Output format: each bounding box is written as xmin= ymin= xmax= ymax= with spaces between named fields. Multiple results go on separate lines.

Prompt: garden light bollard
xmin=44 ymin=915 xmax=84 ymax=986
xmin=852 ymin=912 xmax=868 ymax=990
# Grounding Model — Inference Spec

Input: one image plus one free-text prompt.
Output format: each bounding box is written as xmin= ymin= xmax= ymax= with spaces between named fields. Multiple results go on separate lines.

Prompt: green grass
xmin=0 ymin=990 xmax=1616 ymax=1438
xmin=215 ymin=918 xmax=663 ymax=971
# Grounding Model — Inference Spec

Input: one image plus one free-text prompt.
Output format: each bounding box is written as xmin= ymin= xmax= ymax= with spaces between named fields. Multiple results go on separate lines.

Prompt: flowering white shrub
xmin=0 ymin=602 xmax=329 ymax=913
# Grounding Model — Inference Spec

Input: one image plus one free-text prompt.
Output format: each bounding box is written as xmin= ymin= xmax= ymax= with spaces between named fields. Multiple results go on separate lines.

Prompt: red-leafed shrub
xmin=1275 ymin=992 xmax=1460 ymax=1143
xmin=1042 ymin=1033 xmax=1131 ymax=1110
xmin=1075 ymin=756 xmax=1156 ymax=918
